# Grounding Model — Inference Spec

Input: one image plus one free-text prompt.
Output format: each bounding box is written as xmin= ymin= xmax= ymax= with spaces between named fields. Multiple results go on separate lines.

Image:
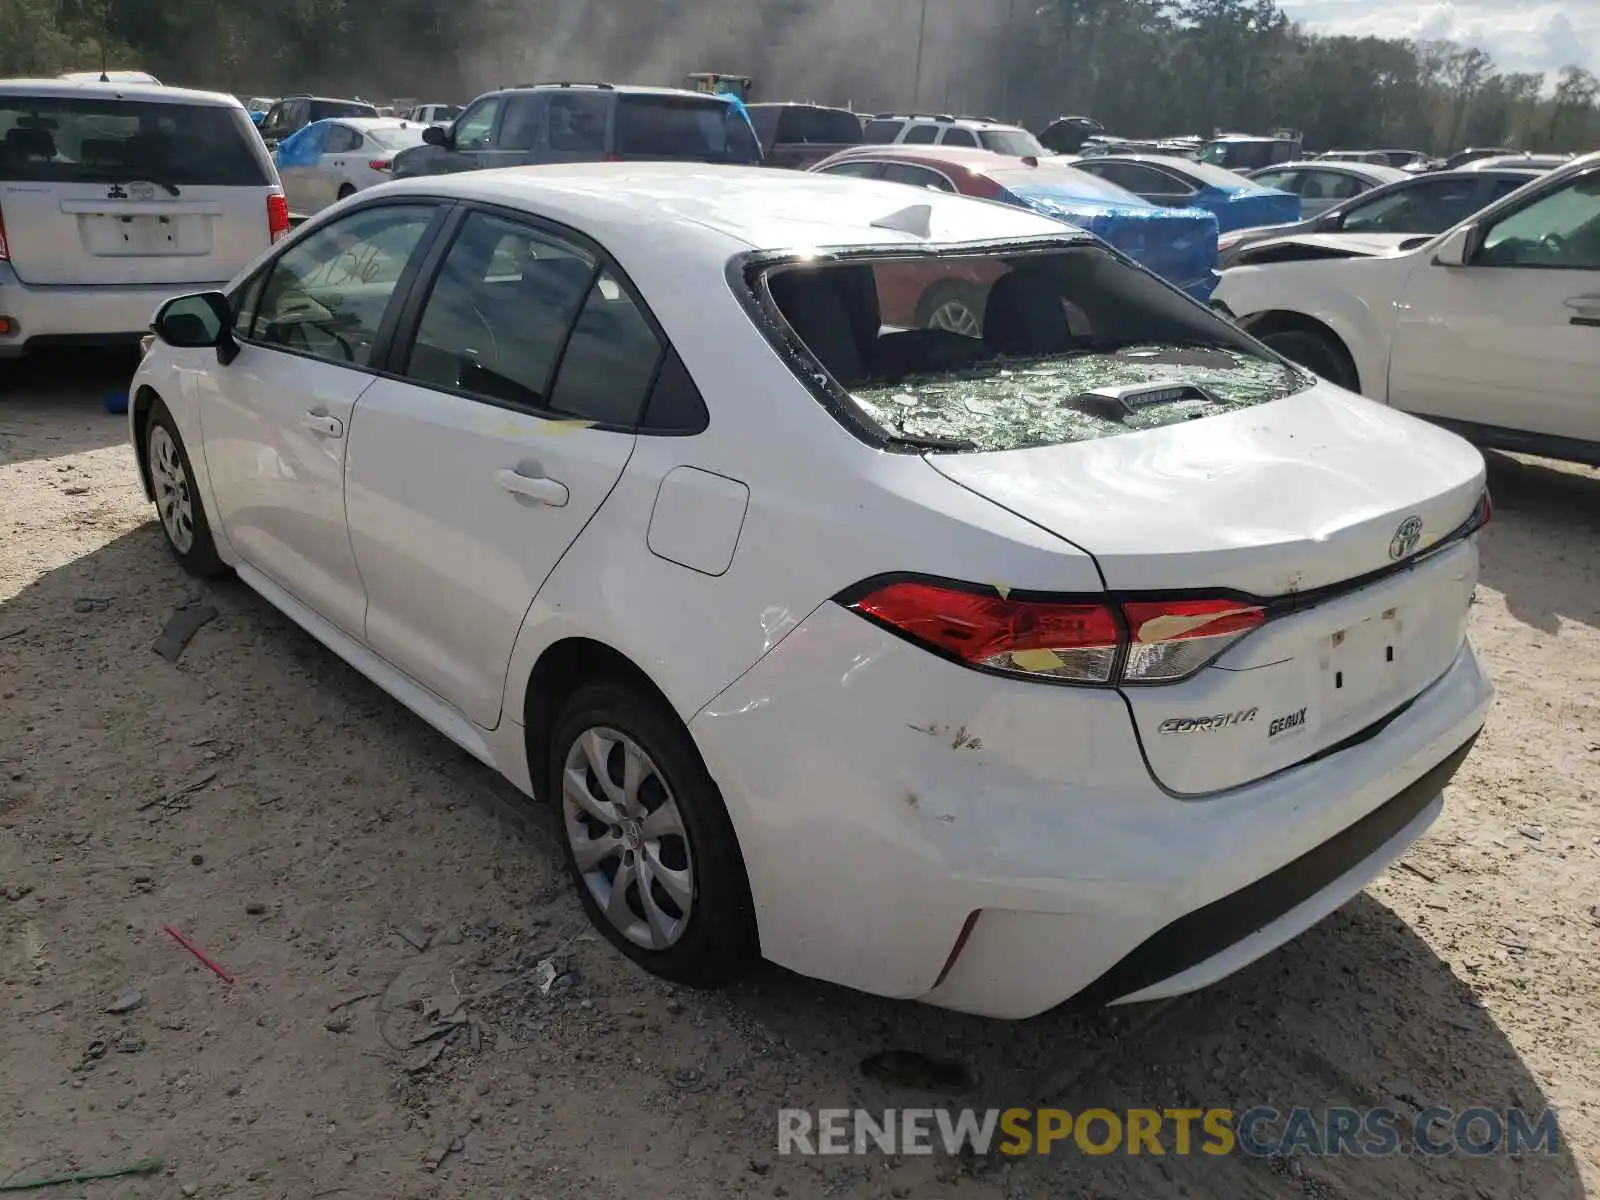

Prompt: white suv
xmin=861 ymin=112 xmax=1047 ymax=157
xmin=0 ymin=78 xmax=287 ymax=361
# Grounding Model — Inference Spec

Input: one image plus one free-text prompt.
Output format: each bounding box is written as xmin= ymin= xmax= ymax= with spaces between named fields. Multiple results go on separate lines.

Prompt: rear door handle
xmin=300 ymin=412 xmax=343 ymax=437
xmin=495 ymin=469 xmax=569 ymax=506
xmin=1566 ymin=294 xmax=1600 ymax=326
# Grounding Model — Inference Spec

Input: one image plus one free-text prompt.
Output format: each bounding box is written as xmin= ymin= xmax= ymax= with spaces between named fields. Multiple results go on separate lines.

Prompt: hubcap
xmin=928 ymin=299 xmax=981 ymax=337
xmin=562 ymin=727 xmax=694 ymax=951
xmin=148 ymin=425 xmax=195 ymax=554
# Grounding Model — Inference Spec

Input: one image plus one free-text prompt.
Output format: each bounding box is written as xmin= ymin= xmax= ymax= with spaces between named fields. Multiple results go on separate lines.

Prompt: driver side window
xmin=454 ymin=97 xmax=501 ymax=151
xmin=245 ymin=204 xmax=437 ymax=368
xmin=1477 ymin=171 xmax=1600 ymax=269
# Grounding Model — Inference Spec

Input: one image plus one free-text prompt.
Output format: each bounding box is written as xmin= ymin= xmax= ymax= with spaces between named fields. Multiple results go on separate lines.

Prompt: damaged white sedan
xmin=128 ymin=164 xmax=1492 ymax=1018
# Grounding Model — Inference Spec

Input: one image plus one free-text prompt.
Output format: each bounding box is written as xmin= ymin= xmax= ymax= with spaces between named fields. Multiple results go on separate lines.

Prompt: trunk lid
xmin=3 ymin=184 xmax=272 ymax=285
xmin=925 ymin=383 xmax=1486 ymax=794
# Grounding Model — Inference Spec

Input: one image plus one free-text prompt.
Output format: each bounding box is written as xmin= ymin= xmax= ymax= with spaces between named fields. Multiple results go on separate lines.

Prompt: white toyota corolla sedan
xmin=128 ymin=164 xmax=1493 ymax=1019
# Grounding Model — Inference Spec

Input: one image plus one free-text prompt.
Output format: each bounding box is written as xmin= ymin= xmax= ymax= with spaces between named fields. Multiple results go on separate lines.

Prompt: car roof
xmin=1205 ymin=135 xmax=1296 ymax=143
xmin=491 ymin=83 xmax=723 ymax=100
xmin=820 ymin=144 xmax=1026 ymax=170
xmin=376 ymin=164 xmax=1076 ymax=260
xmin=0 ymin=78 xmax=242 ymax=107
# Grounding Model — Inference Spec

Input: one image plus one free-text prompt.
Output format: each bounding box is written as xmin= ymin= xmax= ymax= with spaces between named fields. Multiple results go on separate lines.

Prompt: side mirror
xmin=1318 ymin=210 xmax=1344 ymax=231
xmin=1431 ymin=223 xmax=1478 ymax=267
xmin=422 ymin=124 xmax=450 ymax=148
xmin=153 ymin=292 xmax=236 ymax=362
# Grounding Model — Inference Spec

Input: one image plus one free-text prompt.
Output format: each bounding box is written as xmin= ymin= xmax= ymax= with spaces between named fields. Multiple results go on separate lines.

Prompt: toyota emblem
xmin=1389 ymin=516 xmax=1424 ymax=561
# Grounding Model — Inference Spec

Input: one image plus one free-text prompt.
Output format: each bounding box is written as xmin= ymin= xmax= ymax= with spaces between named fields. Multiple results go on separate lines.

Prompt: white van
xmin=0 ymin=79 xmax=286 ymax=359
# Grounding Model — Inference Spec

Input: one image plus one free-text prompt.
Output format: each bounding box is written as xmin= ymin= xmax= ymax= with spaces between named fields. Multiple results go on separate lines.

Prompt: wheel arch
xmin=521 ymin=637 xmax=683 ymax=805
xmin=1240 ymin=309 xmax=1362 ymax=393
xmin=131 ymin=384 xmax=161 ymax=500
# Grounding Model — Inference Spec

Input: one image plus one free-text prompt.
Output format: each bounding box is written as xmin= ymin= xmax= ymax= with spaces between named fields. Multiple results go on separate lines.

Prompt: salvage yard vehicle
xmin=273 ymin=117 xmax=428 ymax=215
xmin=257 ymin=94 xmax=379 ymax=149
xmin=1243 ymin=160 xmax=1407 ymax=218
xmin=746 ymin=102 xmax=862 ymax=169
xmin=1216 ymin=167 xmax=1540 ymax=267
xmin=129 ymin=165 xmax=1492 ymax=1018
xmin=862 ymin=112 xmax=1048 ymax=158
xmin=1065 ymin=153 xmax=1301 ymax=233
xmin=809 ymin=144 xmax=1221 ymax=301
xmin=393 ymin=82 xmax=761 ymax=178
xmin=0 ymin=77 xmax=288 ymax=360
xmin=1214 ymin=151 xmax=1600 ymax=466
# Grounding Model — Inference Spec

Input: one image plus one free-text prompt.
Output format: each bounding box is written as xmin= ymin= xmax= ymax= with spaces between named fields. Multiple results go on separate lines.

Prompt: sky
xmin=1279 ymin=1 xmax=1599 ymax=82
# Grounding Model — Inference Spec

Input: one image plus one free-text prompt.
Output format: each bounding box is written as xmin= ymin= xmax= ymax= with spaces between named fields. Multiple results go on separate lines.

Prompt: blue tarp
xmin=1169 ymin=159 xmax=1301 ymax=233
xmin=997 ymin=179 xmax=1221 ymax=301
xmin=273 ymin=120 xmax=328 ymax=168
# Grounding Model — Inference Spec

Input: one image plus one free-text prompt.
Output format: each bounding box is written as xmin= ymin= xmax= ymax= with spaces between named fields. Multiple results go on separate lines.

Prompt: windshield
xmin=0 ymin=95 xmax=271 ymax=186
xmin=979 ymin=129 xmax=1046 ymax=157
xmin=755 ymin=246 xmax=1306 ymax=452
xmin=614 ymin=95 xmax=762 ymax=163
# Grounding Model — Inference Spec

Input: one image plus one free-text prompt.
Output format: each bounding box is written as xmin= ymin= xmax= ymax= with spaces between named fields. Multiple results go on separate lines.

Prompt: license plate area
xmin=1321 ymin=604 xmax=1405 ymax=726
xmin=78 ymin=213 xmax=213 ymax=257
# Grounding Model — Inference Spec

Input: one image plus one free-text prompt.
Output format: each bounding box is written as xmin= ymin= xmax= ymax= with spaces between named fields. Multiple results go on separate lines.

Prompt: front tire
xmin=1258 ymin=327 xmax=1359 ymax=392
xmin=144 ymin=399 xmax=227 ymax=578
xmin=550 ymin=679 xmax=757 ymax=989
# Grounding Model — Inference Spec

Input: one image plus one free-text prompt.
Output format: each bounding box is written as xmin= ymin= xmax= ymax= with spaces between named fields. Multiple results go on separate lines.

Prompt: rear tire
xmin=144 ymin=398 xmax=228 ymax=578
xmin=913 ymin=281 xmax=986 ymax=337
xmin=549 ymin=678 xmax=757 ymax=989
xmin=337 ymin=183 xmax=356 ymax=200
xmin=1258 ymin=327 xmax=1359 ymax=392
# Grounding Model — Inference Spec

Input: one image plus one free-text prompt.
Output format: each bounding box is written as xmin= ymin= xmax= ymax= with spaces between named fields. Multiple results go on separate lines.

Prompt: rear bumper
xmin=690 ymin=603 xmax=1492 ymax=1018
xmin=0 ymin=265 xmax=227 ymax=358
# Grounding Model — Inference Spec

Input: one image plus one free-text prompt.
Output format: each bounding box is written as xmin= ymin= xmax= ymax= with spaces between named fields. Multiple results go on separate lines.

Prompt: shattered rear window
xmin=755 ymin=244 xmax=1308 ymax=452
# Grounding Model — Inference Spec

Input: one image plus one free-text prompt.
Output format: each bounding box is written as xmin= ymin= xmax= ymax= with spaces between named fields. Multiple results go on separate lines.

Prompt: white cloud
xmin=1279 ymin=0 xmax=1600 ymax=81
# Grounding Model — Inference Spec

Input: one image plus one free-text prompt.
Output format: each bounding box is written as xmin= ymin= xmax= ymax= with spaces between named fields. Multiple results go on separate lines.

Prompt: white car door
xmin=317 ymin=123 xmax=361 ymax=205
xmin=203 ymin=201 xmax=443 ymax=636
xmin=1388 ymin=163 xmax=1600 ymax=443
xmin=343 ymin=209 xmax=658 ymax=728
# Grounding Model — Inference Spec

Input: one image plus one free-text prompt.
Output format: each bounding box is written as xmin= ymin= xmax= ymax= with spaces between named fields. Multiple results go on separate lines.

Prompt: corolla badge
xmin=1388 ymin=516 xmax=1423 ymax=561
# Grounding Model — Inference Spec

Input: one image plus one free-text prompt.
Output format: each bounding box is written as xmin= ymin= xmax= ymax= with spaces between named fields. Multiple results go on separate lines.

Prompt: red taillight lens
xmin=1121 ymin=598 xmax=1265 ymax=683
xmin=849 ymin=582 xmax=1120 ymax=683
xmin=603 ymin=153 xmax=623 ymax=162
xmin=266 ymin=192 xmax=290 ymax=242
xmin=844 ymin=581 xmax=1266 ymax=686
xmin=1473 ymin=489 xmax=1492 ymax=530
xmin=0 ymin=201 xmax=9 ymax=261
xmin=368 ymin=160 xmax=391 ymax=172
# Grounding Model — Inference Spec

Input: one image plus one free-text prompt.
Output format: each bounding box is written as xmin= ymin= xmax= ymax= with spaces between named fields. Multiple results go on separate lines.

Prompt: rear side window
xmin=0 ymin=95 xmax=270 ymax=186
xmin=774 ymin=106 xmax=863 ymax=144
xmin=547 ymin=92 xmax=607 ymax=153
xmin=902 ymin=125 xmax=938 ymax=144
xmin=547 ymin=268 xmax=664 ymax=426
xmin=754 ymin=247 xmax=1306 ymax=452
xmin=613 ymin=95 xmax=760 ymax=163
xmin=863 ymin=120 xmax=901 ymax=144
xmin=404 ymin=212 xmax=596 ymax=407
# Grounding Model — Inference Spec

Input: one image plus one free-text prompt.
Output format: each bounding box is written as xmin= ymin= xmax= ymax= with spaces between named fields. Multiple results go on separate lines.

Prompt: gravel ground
xmin=2 ymin=353 xmax=1597 ymax=1199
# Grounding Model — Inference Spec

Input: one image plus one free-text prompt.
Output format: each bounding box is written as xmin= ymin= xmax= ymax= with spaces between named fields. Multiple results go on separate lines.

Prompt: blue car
xmin=811 ymin=148 xmax=1221 ymax=301
xmin=1067 ymin=153 xmax=1302 ymax=234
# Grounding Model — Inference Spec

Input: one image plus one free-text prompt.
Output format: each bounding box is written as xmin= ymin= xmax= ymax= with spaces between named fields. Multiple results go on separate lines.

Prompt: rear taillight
xmin=603 ymin=153 xmax=623 ymax=162
xmin=842 ymin=580 xmax=1264 ymax=686
xmin=1472 ymin=489 xmax=1492 ymax=530
xmin=267 ymin=192 xmax=290 ymax=243
xmin=368 ymin=160 xmax=391 ymax=173
xmin=0 ymin=201 xmax=8 ymax=260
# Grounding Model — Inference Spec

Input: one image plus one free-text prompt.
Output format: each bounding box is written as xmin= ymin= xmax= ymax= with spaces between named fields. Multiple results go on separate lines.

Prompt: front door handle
xmin=300 ymin=412 xmax=343 ymax=437
xmin=495 ymin=468 xmax=569 ymax=507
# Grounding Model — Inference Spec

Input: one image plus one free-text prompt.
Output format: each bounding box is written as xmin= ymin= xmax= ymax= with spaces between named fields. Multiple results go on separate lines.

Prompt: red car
xmin=809 ymin=145 xmax=1221 ymax=331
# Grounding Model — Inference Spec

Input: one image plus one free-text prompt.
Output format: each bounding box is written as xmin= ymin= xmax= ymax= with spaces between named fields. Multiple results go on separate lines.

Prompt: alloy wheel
xmin=148 ymin=425 xmax=195 ymax=554
xmin=562 ymin=727 xmax=695 ymax=950
xmin=928 ymin=299 xmax=982 ymax=337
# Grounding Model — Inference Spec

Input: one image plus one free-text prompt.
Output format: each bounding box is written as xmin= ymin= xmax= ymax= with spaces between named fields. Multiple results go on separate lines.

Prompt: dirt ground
xmin=2 ymin=351 xmax=1597 ymax=1200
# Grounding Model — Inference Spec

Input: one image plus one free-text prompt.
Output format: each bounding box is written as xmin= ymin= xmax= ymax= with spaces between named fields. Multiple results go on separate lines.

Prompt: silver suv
xmin=860 ymin=112 xmax=1046 ymax=157
xmin=0 ymin=78 xmax=286 ymax=360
